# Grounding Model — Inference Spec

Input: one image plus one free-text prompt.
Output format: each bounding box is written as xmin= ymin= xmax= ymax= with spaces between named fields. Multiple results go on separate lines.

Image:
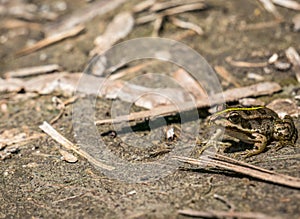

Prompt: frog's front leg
xmin=241 ymin=133 xmax=267 ymax=157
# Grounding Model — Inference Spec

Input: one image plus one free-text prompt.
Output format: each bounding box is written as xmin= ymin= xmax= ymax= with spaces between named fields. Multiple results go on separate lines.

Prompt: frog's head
xmin=208 ymin=108 xmax=245 ymax=129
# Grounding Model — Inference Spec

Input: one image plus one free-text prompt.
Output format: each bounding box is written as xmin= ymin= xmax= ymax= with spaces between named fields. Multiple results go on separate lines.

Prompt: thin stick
xmin=108 ymin=60 xmax=155 ymax=81
xmin=178 ymin=209 xmax=278 ymax=219
xmin=39 ymin=121 xmax=114 ymax=170
xmin=214 ymin=66 xmax=241 ymax=87
xmin=173 ymin=154 xmax=300 ymax=189
xmin=4 ymin=64 xmax=61 ymax=78
xmin=136 ymin=2 xmax=207 ymax=24
xmin=226 ymin=56 xmax=268 ymax=68
xmin=95 ymin=82 xmax=281 ymax=125
xmin=16 ymin=25 xmax=85 ymax=57
xmin=169 ymin=17 xmax=204 ymax=35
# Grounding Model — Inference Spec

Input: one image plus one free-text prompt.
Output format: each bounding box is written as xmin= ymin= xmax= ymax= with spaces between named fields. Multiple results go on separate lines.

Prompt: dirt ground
xmin=1 ymin=0 xmax=300 ymax=218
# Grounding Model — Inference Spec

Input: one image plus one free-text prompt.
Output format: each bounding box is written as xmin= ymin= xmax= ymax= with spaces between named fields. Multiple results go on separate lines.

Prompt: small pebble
xmin=247 ymin=72 xmax=264 ymax=81
xmin=274 ymin=61 xmax=291 ymax=71
xmin=268 ymin=53 xmax=278 ymax=64
xmin=263 ymin=67 xmax=271 ymax=74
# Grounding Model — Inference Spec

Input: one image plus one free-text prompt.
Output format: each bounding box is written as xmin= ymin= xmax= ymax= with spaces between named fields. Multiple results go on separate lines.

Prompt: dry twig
xmin=178 ymin=209 xmax=279 ymax=219
xmin=226 ymin=56 xmax=268 ymax=68
xmin=4 ymin=64 xmax=61 ymax=78
xmin=214 ymin=66 xmax=241 ymax=87
xmin=95 ymin=82 xmax=281 ymax=125
xmin=174 ymin=152 xmax=300 ymax=189
xmin=16 ymin=25 xmax=85 ymax=57
xmin=136 ymin=2 xmax=207 ymax=24
xmin=169 ymin=17 xmax=203 ymax=35
xmin=39 ymin=121 xmax=114 ymax=170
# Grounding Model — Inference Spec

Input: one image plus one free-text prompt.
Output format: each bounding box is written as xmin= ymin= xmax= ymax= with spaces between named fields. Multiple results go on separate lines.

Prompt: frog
xmin=207 ymin=106 xmax=298 ymax=157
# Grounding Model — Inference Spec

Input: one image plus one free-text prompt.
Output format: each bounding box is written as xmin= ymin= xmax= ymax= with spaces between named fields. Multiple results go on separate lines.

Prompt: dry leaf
xmin=91 ymin=12 xmax=134 ymax=56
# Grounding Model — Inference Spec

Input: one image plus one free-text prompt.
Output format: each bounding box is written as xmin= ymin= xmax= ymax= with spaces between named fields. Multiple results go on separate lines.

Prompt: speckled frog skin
xmin=209 ymin=106 xmax=298 ymax=157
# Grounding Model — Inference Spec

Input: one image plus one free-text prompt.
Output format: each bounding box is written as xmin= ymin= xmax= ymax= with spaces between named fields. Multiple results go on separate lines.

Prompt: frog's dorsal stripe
xmin=214 ymin=106 xmax=265 ymax=116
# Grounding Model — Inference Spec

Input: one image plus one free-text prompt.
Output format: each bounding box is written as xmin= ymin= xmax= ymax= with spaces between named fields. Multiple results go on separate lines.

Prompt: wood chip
xmin=172 ymin=68 xmax=207 ymax=99
xmin=90 ymin=12 xmax=134 ymax=56
xmin=226 ymin=56 xmax=268 ymax=68
xmin=169 ymin=17 xmax=203 ymax=35
xmin=285 ymin=47 xmax=300 ymax=82
xmin=39 ymin=121 xmax=114 ymax=170
xmin=95 ymin=82 xmax=281 ymax=125
xmin=4 ymin=64 xmax=61 ymax=78
xmin=214 ymin=66 xmax=241 ymax=87
xmin=258 ymin=0 xmax=282 ymax=20
xmin=272 ymin=0 xmax=300 ymax=10
xmin=16 ymin=25 xmax=85 ymax=57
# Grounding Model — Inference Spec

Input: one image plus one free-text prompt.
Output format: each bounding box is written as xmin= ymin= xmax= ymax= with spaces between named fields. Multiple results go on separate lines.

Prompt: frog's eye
xmin=228 ymin=112 xmax=241 ymax=124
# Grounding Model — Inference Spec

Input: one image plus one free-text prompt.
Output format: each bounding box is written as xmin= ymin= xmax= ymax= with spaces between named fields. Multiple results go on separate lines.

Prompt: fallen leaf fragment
xmin=59 ymin=149 xmax=78 ymax=163
xmin=90 ymin=12 xmax=134 ymax=56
